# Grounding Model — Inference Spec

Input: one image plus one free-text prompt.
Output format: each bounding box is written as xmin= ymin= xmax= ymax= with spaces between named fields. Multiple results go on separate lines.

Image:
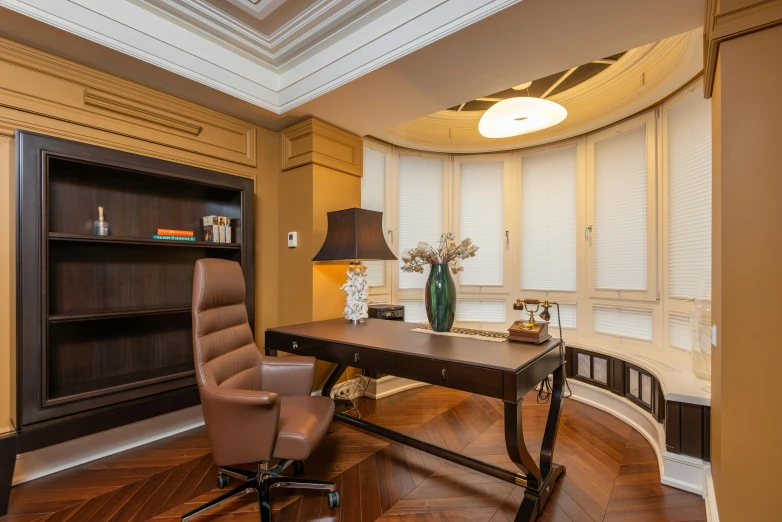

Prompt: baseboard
xmin=364 ymin=375 xmax=430 ymax=399
xmin=567 ymin=378 xmax=705 ymax=496
xmin=704 ymin=465 xmax=720 ymax=522
xmin=13 ymin=405 xmax=204 ymax=485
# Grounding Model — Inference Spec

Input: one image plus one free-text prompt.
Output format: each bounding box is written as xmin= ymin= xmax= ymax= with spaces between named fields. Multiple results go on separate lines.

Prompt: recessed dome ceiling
xmin=373 ymin=30 xmax=703 ymax=153
xmin=448 ymin=52 xmax=626 ymax=112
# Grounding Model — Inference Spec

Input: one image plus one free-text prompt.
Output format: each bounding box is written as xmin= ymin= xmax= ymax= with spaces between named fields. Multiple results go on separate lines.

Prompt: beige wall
xmin=278 ymin=124 xmax=363 ymax=389
xmin=711 ymin=24 xmax=782 ymax=521
xmin=0 ymin=36 xmax=281 ymax=436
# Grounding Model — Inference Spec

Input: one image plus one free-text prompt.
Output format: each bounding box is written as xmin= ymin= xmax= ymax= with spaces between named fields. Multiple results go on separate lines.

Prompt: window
xmin=397 ymin=154 xmax=445 ymax=290
xmin=592 ymin=305 xmax=653 ymax=342
xmin=547 ymin=302 xmax=577 ymax=330
xmin=454 ymin=156 xmax=508 ymax=290
xmin=668 ymin=313 xmax=691 ymax=351
xmin=520 ymin=146 xmax=577 ymax=292
xmin=399 ymin=300 xmax=427 ymax=323
xmin=455 ymin=299 xmax=506 ymax=323
xmin=362 ymin=145 xmax=389 ymax=288
xmin=587 ymin=113 xmax=657 ymax=301
xmin=666 ymin=84 xmax=712 ymax=301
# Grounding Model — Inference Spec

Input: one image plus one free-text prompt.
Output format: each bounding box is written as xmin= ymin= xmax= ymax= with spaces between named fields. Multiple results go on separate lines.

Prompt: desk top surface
xmin=266 ymin=318 xmax=561 ymax=373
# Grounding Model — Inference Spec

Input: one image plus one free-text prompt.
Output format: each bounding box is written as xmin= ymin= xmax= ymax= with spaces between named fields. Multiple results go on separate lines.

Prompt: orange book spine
xmin=157 ymin=229 xmax=194 ymax=237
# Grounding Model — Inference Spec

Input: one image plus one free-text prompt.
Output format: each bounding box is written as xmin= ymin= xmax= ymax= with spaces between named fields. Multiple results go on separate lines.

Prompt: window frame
xmin=362 ymin=139 xmax=395 ymax=300
xmin=394 ymin=148 xmax=451 ymax=303
xmin=516 ymin=138 xmax=586 ymax=312
xmin=586 ymin=111 xmax=658 ymax=302
xmin=452 ymin=153 xmax=512 ymax=295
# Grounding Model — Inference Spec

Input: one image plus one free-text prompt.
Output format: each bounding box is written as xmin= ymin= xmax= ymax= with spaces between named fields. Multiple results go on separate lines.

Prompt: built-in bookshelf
xmin=16 ymin=131 xmax=255 ymax=451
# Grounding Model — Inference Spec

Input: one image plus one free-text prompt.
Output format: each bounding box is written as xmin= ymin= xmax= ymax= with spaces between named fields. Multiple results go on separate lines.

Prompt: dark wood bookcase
xmin=16 ymin=131 xmax=255 ymax=452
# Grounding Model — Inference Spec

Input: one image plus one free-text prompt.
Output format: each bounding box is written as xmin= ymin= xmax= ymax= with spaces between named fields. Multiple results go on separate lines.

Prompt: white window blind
xmin=521 ymin=146 xmax=577 ymax=291
xmin=546 ymin=302 xmax=577 ymax=329
xmin=399 ymin=300 xmax=427 ymax=323
xmin=593 ymin=124 xmax=648 ymax=291
xmin=668 ymin=313 xmax=691 ymax=351
xmin=459 ymin=161 xmax=504 ymax=286
xmin=455 ymin=300 xmax=506 ymax=323
xmin=593 ymin=305 xmax=653 ymax=341
xmin=398 ymin=155 xmax=444 ymax=289
xmin=362 ymin=146 xmax=388 ymax=287
xmin=667 ymin=85 xmax=712 ymax=300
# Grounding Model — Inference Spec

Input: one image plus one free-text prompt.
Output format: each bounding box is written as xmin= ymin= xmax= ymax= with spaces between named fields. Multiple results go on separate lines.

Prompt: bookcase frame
xmin=16 ymin=131 xmax=255 ymax=451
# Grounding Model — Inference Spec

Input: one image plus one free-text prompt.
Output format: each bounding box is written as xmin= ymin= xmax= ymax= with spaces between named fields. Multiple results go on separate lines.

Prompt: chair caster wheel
xmin=293 ymin=460 xmax=305 ymax=475
xmin=216 ymin=473 xmax=230 ymax=489
xmin=327 ymin=491 xmax=340 ymax=509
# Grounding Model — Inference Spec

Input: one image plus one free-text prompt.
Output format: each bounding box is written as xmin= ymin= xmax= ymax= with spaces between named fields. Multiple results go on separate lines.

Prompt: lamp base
xmin=341 ymin=262 xmax=369 ymax=323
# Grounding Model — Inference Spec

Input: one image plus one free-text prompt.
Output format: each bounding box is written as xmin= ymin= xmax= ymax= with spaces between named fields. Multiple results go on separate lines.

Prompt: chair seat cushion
xmin=272 ymin=395 xmax=335 ymax=461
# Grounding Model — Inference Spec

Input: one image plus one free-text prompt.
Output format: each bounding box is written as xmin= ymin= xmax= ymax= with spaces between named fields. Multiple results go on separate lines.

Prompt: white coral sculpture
xmin=341 ymin=263 xmax=369 ymax=322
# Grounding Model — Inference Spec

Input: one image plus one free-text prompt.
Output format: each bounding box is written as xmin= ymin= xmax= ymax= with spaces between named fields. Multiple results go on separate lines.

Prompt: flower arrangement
xmin=401 ymin=233 xmax=479 ymax=275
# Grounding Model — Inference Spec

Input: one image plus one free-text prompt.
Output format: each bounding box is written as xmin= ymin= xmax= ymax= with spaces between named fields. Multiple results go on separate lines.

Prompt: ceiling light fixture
xmin=478 ymin=93 xmax=567 ymax=139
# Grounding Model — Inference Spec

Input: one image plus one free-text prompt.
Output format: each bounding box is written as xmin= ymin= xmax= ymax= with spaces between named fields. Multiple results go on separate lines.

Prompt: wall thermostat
xmin=287 ymin=231 xmax=297 ymax=248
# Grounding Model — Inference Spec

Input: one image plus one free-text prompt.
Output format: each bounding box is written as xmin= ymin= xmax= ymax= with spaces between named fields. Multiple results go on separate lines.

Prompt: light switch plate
xmin=287 ymin=231 xmax=297 ymax=248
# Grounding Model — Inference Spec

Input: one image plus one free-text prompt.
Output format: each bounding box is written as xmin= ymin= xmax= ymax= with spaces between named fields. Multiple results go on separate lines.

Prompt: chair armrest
xmin=260 ymin=355 xmax=316 ymax=397
xmin=199 ymin=386 xmax=280 ymax=465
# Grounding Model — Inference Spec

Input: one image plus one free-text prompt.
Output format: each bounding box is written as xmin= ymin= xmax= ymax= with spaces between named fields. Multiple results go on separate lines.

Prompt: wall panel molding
xmin=0 ymin=36 xmax=257 ymax=171
xmin=704 ymin=0 xmax=782 ymax=97
xmin=281 ymin=118 xmax=362 ymax=176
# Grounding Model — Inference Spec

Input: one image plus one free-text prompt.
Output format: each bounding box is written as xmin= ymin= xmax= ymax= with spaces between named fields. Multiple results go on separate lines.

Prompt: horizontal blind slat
xmin=362 ymin=146 xmax=388 ymax=287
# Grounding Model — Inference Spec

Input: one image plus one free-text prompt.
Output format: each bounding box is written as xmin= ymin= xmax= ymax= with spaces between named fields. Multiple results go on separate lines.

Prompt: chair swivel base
xmin=181 ymin=460 xmax=338 ymax=522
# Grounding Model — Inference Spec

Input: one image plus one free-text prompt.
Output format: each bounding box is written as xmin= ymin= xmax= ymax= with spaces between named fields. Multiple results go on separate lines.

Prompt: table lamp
xmin=313 ymin=208 xmax=397 ymax=323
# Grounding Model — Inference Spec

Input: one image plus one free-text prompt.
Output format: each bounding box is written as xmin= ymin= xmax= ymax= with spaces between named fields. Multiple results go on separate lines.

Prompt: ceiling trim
xmin=0 ymin=0 xmax=522 ymax=114
xmin=704 ymin=0 xmax=782 ymax=98
xmin=374 ymin=30 xmax=702 ymax=153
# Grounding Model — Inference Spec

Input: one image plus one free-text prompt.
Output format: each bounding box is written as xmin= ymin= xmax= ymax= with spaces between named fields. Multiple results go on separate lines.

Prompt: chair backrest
xmin=192 ymin=258 xmax=262 ymax=392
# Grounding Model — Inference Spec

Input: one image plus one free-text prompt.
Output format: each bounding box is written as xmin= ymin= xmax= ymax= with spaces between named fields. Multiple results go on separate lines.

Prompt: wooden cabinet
xmin=16 ymin=131 xmax=255 ymax=451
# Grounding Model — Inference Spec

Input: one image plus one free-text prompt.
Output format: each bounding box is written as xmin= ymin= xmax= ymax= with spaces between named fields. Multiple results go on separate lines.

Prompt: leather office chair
xmin=183 ymin=259 xmax=338 ymax=522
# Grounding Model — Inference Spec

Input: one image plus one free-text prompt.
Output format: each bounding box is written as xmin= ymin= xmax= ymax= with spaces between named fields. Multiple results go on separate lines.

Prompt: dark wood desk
xmin=265 ymin=318 xmax=566 ymax=522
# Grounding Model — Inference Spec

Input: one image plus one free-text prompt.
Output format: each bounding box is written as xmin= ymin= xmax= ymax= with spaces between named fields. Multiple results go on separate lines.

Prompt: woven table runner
xmin=411 ymin=325 xmax=508 ymax=343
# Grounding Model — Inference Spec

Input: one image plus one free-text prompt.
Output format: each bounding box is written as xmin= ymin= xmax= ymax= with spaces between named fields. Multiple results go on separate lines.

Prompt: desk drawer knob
xmin=354 ymin=353 xmax=360 ymax=363
xmin=292 ymin=342 xmax=298 ymax=350
xmin=441 ymin=369 xmax=447 ymax=381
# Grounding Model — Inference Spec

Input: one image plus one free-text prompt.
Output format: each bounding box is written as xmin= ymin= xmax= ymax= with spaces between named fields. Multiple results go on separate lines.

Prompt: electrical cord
xmin=536 ymin=301 xmax=573 ymax=404
xmin=331 ymin=371 xmax=370 ymax=418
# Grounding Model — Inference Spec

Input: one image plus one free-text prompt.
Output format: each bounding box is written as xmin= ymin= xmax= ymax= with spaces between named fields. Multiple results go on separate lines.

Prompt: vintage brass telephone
xmin=508 ymin=298 xmax=554 ymax=343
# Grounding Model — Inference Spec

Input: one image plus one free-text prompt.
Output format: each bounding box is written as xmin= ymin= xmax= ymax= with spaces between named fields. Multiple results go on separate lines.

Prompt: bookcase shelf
xmin=49 ymin=232 xmax=241 ymax=250
xmin=16 ymin=131 xmax=255 ymax=452
xmin=49 ymin=305 xmax=192 ymax=323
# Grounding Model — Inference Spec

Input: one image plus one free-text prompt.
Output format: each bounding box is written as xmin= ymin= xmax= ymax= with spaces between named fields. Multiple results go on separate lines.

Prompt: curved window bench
xmin=563 ymin=342 xmax=710 ymax=497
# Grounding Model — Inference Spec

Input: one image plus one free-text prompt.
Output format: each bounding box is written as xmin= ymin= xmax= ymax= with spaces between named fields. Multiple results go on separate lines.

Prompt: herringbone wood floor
xmin=3 ymin=386 xmax=707 ymax=521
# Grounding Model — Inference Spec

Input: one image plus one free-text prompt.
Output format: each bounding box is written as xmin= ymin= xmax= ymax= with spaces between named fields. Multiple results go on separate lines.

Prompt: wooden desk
xmin=265 ymin=318 xmax=566 ymax=522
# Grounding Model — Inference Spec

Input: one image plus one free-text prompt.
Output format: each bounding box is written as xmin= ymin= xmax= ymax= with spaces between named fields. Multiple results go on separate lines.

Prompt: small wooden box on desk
xmin=15 ymin=131 xmax=255 ymax=452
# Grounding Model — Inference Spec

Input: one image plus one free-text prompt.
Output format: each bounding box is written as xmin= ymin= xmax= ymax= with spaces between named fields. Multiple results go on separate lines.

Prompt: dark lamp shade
xmin=312 ymin=208 xmax=397 ymax=261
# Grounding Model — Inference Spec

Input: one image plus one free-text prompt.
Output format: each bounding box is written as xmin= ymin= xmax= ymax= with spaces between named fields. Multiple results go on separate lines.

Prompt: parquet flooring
xmin=2 ymin=386 xmax=707 ymax=521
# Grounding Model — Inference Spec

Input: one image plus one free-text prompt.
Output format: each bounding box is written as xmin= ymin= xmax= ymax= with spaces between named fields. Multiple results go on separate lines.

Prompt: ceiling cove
xmin=0 ymin=0 xmax=522 ymax=113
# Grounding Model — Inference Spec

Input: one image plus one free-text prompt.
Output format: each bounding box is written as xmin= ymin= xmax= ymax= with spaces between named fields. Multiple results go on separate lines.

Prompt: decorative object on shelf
xmin=313 ymin=208 xmax=397 ymax=323
xmin=152 ymin=235 xmax=196 ymax=242
xmin=508 ymin=298 xmax=552 ymax=344
xmin=93 ymin=206 xmax=109 ymax=236
xmin=157 ymin=228 xmax=193 ymax=237
xmin=478 ymin=82 xmax=567 ymax=138
xmin=401 ymin=233 xmax=479 ymax=332
xmin=202 ymin=216 xmax=233 ymax=243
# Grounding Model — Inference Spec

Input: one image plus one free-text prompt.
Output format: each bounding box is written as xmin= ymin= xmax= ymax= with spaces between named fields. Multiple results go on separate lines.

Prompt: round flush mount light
xmin=478 ymin=97 xmax=567 ymax=139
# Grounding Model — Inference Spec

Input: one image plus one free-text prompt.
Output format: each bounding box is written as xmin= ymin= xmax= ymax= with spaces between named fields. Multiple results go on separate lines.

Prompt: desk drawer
xmin=326 ymin=344 xmax=396 ymax=375
xmin=266 ymin=332 xmax=329 ymax=360
xmin=398 ymin=355 xmax=503 ymax=399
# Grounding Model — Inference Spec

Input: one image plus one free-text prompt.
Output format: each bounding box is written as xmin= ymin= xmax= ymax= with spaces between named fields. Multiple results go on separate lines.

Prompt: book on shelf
xmin=153 ymin=235 xmax=196 ymax=242
xmin=157 ymin=228 xmax=194 ymax=237
xmin=202 ymin=215 xmax=233 ymax=243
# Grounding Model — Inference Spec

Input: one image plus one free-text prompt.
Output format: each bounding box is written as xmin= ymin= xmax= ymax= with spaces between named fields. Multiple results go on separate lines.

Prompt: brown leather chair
xmin=183 ymin=258 xmax=338 ymax=522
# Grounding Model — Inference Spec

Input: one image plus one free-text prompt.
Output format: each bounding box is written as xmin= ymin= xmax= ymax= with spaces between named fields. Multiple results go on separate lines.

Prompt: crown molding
xmin=704 ymin=0 xmax=782 ymax=97
xmin=281 ymin=118 xmax=362 ymax=176
xmin=0 ymin=0 xmax=521 ymax=114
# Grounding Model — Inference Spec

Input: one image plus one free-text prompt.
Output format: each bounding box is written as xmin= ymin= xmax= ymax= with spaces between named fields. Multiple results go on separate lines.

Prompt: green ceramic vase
xmin=425 ymin=263 xmax=456 ymax=332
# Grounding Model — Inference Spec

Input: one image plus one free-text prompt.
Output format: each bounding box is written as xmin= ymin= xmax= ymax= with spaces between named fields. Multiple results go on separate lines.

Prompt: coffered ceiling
xmin=0 ymin=0 xmax=705 ymax=135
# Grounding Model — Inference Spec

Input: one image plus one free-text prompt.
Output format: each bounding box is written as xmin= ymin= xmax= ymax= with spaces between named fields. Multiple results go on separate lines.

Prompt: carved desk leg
xmin=504 ymin=364 xmax=566 ymax=522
